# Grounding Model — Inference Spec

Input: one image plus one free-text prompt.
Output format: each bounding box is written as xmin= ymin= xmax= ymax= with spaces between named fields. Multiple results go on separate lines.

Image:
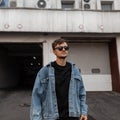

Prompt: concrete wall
xmin=0 ymin=9 xmax=120 ymax=33
xmin=43 ymin=35 xmax=58 ymax=65
xmin=67 ymin=43 xmax=111 ymax=74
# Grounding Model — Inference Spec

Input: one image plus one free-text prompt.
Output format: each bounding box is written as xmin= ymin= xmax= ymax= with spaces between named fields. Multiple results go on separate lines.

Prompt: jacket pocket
xmin=74 ymin=75 xmax=82 ymax=81
xmin=40 ymin=77 xmax=49 ymax=84
xmin=39 ymin=78 xmax=49 ymax=99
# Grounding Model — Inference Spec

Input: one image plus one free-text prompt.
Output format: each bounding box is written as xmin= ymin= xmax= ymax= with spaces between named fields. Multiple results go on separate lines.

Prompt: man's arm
xmin=79 ymin=73 xmax=88 ymax=120
xmin=30 ymin=71 xmax=43 ymax=120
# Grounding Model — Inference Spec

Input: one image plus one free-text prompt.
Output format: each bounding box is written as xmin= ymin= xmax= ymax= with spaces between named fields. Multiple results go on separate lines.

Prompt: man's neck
xmin=56 ymin=58 xmax=67 ymax=66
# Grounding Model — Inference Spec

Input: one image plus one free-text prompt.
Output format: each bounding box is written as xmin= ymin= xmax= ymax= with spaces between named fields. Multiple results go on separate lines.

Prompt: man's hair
xmin=52 ymin=38 xmax=69 ymax=50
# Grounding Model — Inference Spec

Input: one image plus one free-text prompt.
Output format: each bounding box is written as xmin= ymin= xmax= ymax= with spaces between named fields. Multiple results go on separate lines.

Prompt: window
xmin=0 ymin=0 xmax=9 ymax=7
xmin=61 ymin=0 xmax=75 ymax=10
xmin=101 ymin=1 xmax=113 ymax=11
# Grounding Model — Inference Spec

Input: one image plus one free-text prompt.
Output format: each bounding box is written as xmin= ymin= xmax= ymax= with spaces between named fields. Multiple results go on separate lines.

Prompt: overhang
xmin=0 ymin=8 xmax=120 ymax=33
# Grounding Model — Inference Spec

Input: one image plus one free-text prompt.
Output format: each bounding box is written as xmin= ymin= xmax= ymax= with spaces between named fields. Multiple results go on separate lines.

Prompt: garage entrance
xmin=64 ymin=36 xmax=118 ymax=91
xmin=0 ymin=43 xmax=43 ymax=89
xmin=67 ymin=42 xmax=112 ymax=91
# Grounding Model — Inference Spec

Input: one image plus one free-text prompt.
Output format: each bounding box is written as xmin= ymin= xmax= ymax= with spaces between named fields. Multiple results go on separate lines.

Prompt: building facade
xmin=0 ymin=0 xmax=120 ymax=92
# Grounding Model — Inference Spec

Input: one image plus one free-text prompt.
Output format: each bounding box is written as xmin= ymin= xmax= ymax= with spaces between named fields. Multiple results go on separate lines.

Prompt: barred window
xmin=61 ymin=0 xmax=75 ymax=10
xmin=101 ymin=1 xmax=113 ymax=11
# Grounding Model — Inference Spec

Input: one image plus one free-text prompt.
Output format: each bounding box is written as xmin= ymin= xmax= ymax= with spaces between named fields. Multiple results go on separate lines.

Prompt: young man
xmin=30 ymin=38 xmax=88 ymax=120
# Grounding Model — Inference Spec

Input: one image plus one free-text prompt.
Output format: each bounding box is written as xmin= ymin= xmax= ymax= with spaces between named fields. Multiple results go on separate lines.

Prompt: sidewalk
xmin=87 ymin=92 xmax=120 ymax=120
xmin=0 ymin=89 xmax=120 ymax=120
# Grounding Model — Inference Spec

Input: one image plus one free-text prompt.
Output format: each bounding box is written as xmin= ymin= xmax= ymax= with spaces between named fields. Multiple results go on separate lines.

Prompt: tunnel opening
xmin=0 ymin=43 xmax=43 ymax=89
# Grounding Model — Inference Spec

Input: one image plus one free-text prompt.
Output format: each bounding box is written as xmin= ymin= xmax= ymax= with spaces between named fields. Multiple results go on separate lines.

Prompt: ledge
xmin=0 ymin=9 xmax=120 ymax=33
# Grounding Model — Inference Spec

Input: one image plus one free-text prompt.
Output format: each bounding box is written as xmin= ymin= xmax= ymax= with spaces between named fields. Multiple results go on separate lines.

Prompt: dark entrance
xmin=0 ymin=43 xmax=43 ymax=89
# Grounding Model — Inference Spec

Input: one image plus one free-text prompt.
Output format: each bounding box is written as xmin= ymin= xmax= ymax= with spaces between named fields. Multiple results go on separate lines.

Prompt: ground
xmin=87 ymin=92 xmax=120 ymax=120
xmin=0 ymin=89 xmax=120 ymax=120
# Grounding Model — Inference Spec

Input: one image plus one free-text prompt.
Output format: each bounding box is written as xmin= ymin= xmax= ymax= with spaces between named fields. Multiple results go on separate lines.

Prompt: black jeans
xmin=56 ymin=117 xmax=79 ymax=120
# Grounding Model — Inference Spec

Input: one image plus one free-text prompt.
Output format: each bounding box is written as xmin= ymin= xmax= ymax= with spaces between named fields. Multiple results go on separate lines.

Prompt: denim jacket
xmin=30 ymin=62 xmax=88 ymax=120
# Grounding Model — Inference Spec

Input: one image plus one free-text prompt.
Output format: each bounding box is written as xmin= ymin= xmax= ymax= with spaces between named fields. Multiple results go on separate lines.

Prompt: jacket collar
xmin=46 ymin=61 xmax=75 ymax=67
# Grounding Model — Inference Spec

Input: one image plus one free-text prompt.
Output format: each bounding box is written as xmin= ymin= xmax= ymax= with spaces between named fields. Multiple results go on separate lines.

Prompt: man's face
xmin=53 ymin=42 xmax=69 ymax=59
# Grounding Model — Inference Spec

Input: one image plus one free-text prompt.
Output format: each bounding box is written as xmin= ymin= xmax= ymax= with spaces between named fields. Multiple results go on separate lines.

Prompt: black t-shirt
xmin=51 ymin=61 xmax=71 ymax=117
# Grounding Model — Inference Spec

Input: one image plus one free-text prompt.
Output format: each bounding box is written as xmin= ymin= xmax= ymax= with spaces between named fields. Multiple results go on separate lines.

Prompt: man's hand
xmin=80 ymin=115 xmax=87 ymax=120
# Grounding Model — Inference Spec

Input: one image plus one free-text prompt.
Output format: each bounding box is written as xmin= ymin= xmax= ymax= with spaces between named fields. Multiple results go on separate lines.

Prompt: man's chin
xmin=59 ymin=56 xmax=67 ymax=59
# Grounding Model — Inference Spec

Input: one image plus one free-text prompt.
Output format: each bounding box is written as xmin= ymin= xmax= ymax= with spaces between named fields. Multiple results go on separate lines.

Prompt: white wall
xmin=0 ymin=33 xmax=45 ymax=43
xmin=67 ymin=42 xmax=112 ymax=91
xmin=43 ymin=35 xmax=60 ymax=65
xmin=83 ymin=75 xmax=112 ymax=91
xmin=1 ymin=9 xmax=120 ymax=33
xmin=67 ymin=43 xmax=111 ymax=74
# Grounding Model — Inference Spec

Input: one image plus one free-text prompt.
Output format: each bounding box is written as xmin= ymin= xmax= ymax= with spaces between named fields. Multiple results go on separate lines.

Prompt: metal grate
xmin=10 ymin=1 xmax=16 ymax=8
xmin=91 ymin=68 xmax=100 ymax=74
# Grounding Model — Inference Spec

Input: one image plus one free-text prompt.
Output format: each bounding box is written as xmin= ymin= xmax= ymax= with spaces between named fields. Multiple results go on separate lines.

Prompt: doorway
xmin=0 ymin=43 xmax=43 ymax=89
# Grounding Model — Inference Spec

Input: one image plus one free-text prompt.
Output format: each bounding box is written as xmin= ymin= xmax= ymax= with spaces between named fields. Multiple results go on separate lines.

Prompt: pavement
xmin=87 ymin=92 xmax=120 ymax=120
xmin=0 ymin=88 xmax=120 ymax=120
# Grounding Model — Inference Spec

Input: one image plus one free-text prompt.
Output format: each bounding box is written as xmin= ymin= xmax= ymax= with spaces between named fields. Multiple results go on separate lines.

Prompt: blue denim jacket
xmin=30 ymin=62 xmax=88 ymax=120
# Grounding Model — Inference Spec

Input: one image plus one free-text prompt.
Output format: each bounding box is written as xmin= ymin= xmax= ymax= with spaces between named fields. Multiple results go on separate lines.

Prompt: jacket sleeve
xmin=30 ymin=69 xmax=45 ymax=120
xmin=79 ymin=71 xmax=88 ymax=115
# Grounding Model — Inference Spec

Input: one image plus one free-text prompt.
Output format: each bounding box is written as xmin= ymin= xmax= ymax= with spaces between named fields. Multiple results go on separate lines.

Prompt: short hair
xmin=52 ymin=38 xmax=69 ymax=50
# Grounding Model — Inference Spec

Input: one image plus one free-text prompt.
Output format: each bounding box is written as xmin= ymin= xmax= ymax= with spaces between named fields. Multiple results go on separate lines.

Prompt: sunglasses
xmin=54 ymin=46 xmax=69 ymax=51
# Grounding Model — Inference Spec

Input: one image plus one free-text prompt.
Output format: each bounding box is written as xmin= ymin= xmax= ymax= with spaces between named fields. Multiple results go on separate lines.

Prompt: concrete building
xmin=0 ymin=0 xmax=120 ymax=92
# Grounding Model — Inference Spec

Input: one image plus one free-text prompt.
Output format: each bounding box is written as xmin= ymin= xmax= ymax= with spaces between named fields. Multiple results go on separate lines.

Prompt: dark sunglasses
xmin=54 ymin=46 xmax=69 ymax=51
